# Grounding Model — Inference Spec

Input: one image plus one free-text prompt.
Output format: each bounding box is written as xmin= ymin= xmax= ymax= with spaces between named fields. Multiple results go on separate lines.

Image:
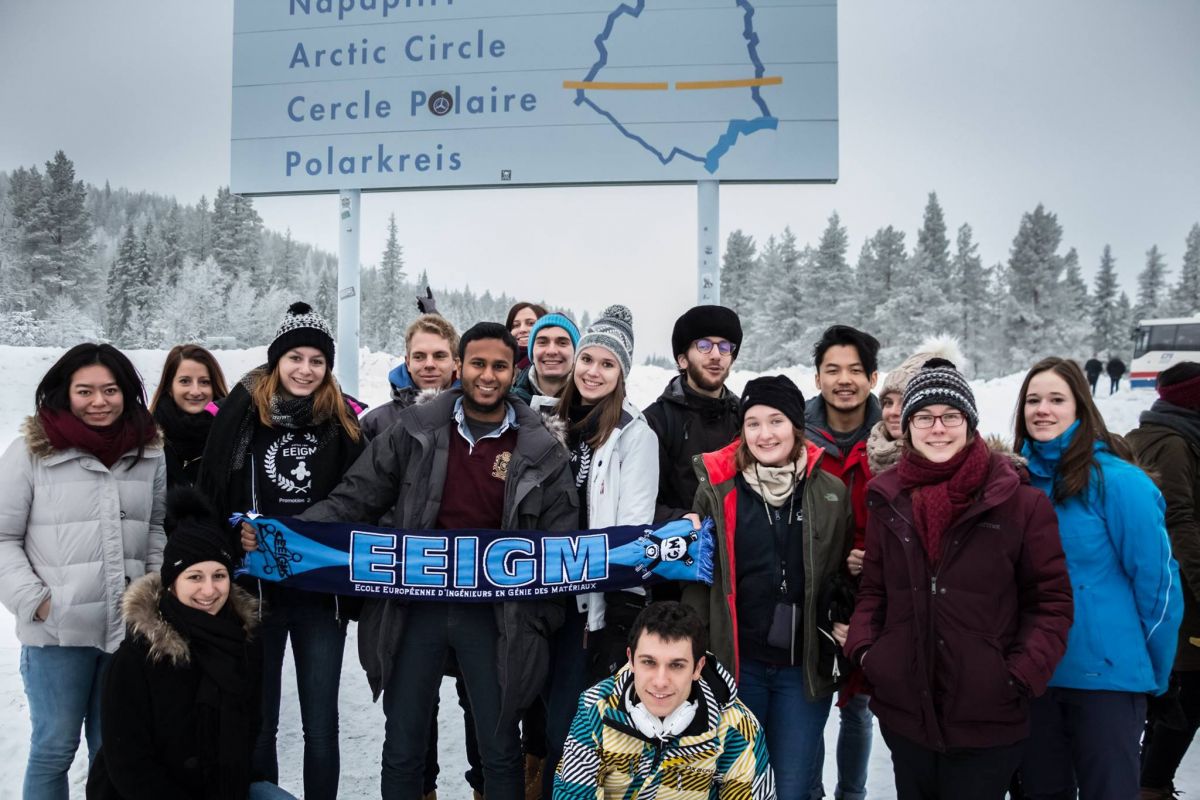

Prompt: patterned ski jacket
xmin=554 ymin=656 xmax=776 ymax=800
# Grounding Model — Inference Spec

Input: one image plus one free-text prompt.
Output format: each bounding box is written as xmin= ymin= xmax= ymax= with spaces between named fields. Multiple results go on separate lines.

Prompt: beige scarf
xmin=742 ymin=450 xmax=807 ymax=507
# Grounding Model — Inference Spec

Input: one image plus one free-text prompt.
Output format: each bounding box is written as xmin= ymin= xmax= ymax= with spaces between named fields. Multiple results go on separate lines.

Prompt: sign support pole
xmin=337 ymin=189 xmax=361 ymax=397
xmin=697 ymin=180 xmax=720 ymax=304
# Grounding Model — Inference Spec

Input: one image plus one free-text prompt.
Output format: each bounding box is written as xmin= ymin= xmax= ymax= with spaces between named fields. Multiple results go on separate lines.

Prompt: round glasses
xmin=695 ymin=338 xmax=737 ymax=356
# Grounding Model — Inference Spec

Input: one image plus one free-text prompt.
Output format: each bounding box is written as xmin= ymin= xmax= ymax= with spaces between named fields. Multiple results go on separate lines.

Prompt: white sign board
xmin=231 ymin=0 xmax=838 ymax=195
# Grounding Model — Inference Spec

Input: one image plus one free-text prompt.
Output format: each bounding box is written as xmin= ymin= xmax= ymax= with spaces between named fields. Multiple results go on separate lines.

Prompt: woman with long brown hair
xmin=1015 ymin=357 xmax=1182 ymax=799
xmin=150 ymin=344 xmax=229 ymax=487
xmin=199 ymin=302 xmax=364 ymax=800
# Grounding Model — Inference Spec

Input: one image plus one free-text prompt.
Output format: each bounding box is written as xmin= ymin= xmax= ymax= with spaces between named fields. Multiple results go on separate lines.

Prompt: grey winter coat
xmin=299 ymin=389 xmax=578 ymax=717
xmin=0 ymin=415 xmax=167 ymax=652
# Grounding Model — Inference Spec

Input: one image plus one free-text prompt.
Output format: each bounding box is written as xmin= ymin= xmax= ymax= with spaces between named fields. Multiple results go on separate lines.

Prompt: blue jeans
xmin=739 ymin=659 xmax=833 ymax=800
xmin=253 ymin=587 xmax=346 ymax=800
xmin=381 ymin=602 xmax=523 ymax=800
xmin=20 ymin=645 xmax=111 ymax=800
xmin=835 ymin=693 xmax=874 ymax=799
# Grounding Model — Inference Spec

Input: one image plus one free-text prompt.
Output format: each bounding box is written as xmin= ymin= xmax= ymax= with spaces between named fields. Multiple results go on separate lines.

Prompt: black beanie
xmin=671 ymin=305 xmax=743 ymax=359
xmin=741 ymin=375 xmax=806 ymax=430
xmin=161 ymin=488 xmax=236 ymax=589
xmin=900 ymin=358 xmax=979 ymax=433
xmin=267 ymin=301 xmax=335 ymax=372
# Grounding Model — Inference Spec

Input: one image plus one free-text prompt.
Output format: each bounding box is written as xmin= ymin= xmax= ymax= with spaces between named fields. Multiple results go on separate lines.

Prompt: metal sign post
xmin=337 ymin=189 xmax=361 ymax=396
xmin=697 ymin=180 xmax=720 ymax=304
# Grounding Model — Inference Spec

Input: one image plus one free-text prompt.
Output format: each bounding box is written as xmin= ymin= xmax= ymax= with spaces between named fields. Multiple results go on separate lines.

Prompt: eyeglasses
xmin=909 ymin=412 xmax=966 ymax=429
xmin=695 ymin=338 xmax=737 ymax=356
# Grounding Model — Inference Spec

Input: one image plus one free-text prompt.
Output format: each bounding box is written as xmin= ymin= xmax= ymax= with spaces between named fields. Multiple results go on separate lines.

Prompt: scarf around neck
xmin=38 ymin=407 xmax=157 ymax=468
xmin=896 ymin=434 xmax=990 ymax=567
xmin=743 ymin=450 xmax=807 ymax=508
xmin=866 ymin=419 xmax=904 ymax=475
xmin=153 ymin=396 xmax=214 ymax=461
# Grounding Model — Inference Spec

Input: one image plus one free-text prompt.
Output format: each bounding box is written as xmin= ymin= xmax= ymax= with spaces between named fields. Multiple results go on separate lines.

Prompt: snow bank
xmin=0 ymin=346 xmax=1181 ymax=796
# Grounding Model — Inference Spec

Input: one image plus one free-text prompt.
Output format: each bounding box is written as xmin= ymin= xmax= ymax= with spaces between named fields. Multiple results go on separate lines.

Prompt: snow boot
xmin=524 ymin=753 xmax=544 ymax=800
xmin=1140 ymin=785 xmax=1180 ymax=799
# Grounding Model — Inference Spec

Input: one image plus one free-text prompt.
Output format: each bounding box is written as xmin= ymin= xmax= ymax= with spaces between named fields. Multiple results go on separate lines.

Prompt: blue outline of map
xmin=573 ymin=0 xmax=779 ymax=174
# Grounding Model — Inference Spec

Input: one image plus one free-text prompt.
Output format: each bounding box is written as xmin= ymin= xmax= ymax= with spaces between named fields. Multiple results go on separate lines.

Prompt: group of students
xmin=0 ymin=296 xmax=1196 ymax=800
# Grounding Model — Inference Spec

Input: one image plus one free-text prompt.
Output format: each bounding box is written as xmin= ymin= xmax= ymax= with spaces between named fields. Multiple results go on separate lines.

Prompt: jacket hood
xmin=1138 ymin=400 xmax=1200 ymax=448
xmin=605 ymin=652 xmax=739 ymax=739
xmin=657 ymin=374 xmax=739 ymax=415
xmin=388 ymin=363 xmax=415 ymax=394
xmin=1021 ymin=420 xmax=1085 ymax=478
xmin=699 ymin=436 xmax=826 ymax=487
xmin=22 ymin=414 xmax=164 ymax=460
xmin=121 ymin=572 xmax=258 ymax=667
xmin=804 ymin=394 xmax=883 ymax=450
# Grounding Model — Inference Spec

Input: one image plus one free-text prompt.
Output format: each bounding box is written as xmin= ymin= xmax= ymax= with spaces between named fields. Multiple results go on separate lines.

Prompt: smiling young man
xmin=510 ymin=312 xmax=580 ymax=412
xmin=359 ymin=314 xmax=460 ymax=440
xmin=296 ymin=322 xmax=577 ymax=800
xmin=554 ymin=601 xmax=775 ymax=800
xmin=643 ymin=306 xmax=745 ymax=524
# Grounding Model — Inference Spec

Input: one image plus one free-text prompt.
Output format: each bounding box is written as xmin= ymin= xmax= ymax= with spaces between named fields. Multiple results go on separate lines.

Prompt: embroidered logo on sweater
xmin=265 ymin=432 xmax=318 ymax=494
xmin=492 ymin=450 xmax=512 ymax=480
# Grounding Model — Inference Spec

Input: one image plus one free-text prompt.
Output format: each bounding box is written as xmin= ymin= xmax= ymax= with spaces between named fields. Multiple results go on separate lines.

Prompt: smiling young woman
xmin=199 ymin=302 xmax=364 ymax=800
xmin=150 ymin=344 xmax=229 ymax=488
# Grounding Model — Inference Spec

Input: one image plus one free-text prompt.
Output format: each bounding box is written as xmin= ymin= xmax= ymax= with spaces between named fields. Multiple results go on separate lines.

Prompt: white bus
xmin=1131 ymin=316 xmax=1200 ymax=388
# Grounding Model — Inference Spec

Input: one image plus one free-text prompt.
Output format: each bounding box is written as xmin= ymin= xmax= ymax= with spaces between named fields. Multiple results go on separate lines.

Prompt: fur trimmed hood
xmin=121 ymin=572 xmax=259 ymax=666
xmin=22 ymin=413 xmax=163 ymax=460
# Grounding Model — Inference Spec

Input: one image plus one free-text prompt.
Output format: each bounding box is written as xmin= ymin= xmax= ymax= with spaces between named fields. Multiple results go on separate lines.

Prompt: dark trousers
xmin=254 ymin=588 xmax=346 ymax=800
xmin=1142 ymin=671 xmax=1200 ymax=789
xmin=1110 ymin=377 xmax=1120 ymax=394
xmin=382 ymin=603 xmax=523 ymax=800
xmin=1020 ymin=687 xmax=1147 ymax=800
xmin=880 ymin=726 xmax=1023 ymax=799
xmin=542 ymin=606 xmax=593 ymax=798
xmin=1088 ymin=376 xmax=1099 ymax=396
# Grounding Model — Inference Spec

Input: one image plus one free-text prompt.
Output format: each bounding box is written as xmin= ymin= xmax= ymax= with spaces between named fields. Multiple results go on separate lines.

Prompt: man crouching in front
xmin=554 ymin=601 xmax=776 ymax=799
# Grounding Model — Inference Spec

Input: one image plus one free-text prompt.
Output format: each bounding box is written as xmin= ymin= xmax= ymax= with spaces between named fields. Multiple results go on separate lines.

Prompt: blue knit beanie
xmin=528 ymin=313 xmax=580 ymax=352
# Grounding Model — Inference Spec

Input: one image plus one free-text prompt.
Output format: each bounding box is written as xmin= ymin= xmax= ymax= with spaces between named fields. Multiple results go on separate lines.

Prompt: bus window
xmin=1175 ymin=324 xmax=1200 ymax=351
xmin=1135 ymin=328 xmax=1151 ymax=358
xmin=1149 ymin=325 xmax=1178 ymax=351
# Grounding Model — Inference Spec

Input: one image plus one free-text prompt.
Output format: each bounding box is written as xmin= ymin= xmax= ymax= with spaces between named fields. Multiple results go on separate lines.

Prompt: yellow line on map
xmin=562 ymin=80 xmax=669 ymax=90
xmin=676 ymin=76 xmax=784 ymax=90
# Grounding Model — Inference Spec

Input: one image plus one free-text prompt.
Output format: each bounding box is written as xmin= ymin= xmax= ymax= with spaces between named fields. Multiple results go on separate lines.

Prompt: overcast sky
xmin=2 ymin=0 xmax=1198 ymax=362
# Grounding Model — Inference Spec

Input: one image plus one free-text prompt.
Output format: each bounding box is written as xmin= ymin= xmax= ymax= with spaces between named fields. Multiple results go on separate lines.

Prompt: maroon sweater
xmin=435 ymin=426 xmax=518 ymax=530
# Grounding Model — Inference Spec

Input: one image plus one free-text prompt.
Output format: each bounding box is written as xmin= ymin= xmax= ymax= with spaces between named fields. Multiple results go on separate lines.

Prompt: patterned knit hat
xmin=880 ymin=336 xmax=965 ymax=399
xmin=576 ymin=304 xmax=634 ymax=377
xmin=900 ymin=358 xmax=979 ymax=433
xmin=268 ymin=301 xmax=335 ymax=371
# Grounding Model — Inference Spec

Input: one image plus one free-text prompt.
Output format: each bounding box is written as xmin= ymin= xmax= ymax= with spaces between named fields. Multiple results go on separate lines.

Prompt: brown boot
xmin=1139 ymin=785 xmax=1179 ymax=800
xmin=422 ymin=792 xmax=437 ymax=800
xmin=524 ymin=754 xmax=544 ymax=800
xmin=473 ymin=791 xmax=484 ymax=800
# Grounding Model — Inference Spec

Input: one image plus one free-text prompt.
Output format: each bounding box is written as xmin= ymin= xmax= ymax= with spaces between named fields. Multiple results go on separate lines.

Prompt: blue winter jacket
xmin=1022 ymin=421 xmax=1182 ymax=695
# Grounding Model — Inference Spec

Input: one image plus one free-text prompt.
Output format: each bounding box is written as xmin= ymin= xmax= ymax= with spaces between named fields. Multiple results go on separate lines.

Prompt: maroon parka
xmin=844 ymin=448 xmax=1073 ymax=751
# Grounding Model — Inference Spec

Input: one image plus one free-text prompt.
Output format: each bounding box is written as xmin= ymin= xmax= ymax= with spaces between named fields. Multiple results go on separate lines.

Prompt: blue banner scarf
xmin=235 ymin=514 xmax=715 ymax=601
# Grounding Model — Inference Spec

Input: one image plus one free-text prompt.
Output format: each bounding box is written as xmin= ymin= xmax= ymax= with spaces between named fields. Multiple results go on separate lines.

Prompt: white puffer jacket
xmin=576 ymin=397 xmax=659 ymax=631
xmin=0 ymin=415 xmax=166 ymax=652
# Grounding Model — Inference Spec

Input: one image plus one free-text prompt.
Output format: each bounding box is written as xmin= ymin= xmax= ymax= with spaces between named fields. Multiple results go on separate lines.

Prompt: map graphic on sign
xmin=230 ymin=0 xmax=837 ymax=195
xmin=571 ymin=0 xmax=778 ymax=173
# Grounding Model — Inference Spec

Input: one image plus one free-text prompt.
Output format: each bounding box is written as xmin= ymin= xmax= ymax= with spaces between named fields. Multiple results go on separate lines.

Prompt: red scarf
xmin=38 ymin=407 xmax=157 ymax=468
xmin=896 ymin=435 xmax=991 ymax=567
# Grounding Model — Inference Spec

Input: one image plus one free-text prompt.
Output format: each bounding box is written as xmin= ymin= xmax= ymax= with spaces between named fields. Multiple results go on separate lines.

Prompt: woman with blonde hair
xmin=200 ymin=302 xmax=364 ymax=800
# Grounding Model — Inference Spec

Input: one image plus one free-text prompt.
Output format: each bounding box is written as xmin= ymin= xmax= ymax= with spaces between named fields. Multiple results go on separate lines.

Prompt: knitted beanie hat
xmin=880 ymin=336 xmax=965 ymax=399
xmin=671 ymin=305 xmax=743 ymax=359
xmin=741 ymin=375 xmax=806 ymax=430
xmin=576 ymin=304 xmax=635 ymax=377
xmin=528 ymin=313 xmax=581 ymax=352
xmin=1157 ymin=361 xmax=1200 ymax=411
xmin=161 ymin=488 xmax=236 ymax=590
xmin=900 ymin=358 xmax=979 ymax=433
xmin=268 ymin=302 xmax=335 ymax=371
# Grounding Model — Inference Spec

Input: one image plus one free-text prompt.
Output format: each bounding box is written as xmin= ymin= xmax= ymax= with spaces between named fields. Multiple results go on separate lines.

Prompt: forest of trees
xmin=0 ymin=151 xmax=572 ymax=353
xmin=2 ymin=153 xmax=1198 ymax=381
xmin=720 ymin=193 xmax=1200 ymax=378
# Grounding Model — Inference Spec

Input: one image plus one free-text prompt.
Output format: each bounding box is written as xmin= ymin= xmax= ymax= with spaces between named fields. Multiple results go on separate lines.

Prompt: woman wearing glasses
xmin=1015 ymin=357 xmax=1181 ymax=799
xmin=845 ymin=359 xmax=1072 ymax=799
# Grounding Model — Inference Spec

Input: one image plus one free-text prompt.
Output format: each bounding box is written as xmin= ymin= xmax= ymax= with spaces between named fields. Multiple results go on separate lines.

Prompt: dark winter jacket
xmin=642 ymin=375 xmax=742 ymax=523
xmin=683 ymin=439 xmax=853 ymax=698
xmin=1107 ymin=358 xmax=1127 ymax=379
xmin=1084 ymin=359 xmax=1104 ymax=381
xmin=359 ymin=363 xmax=421 ymax=441
xmin=86 ymin=574 xmax=261 ymax=800
xmin=805 ymin=394 xmax=882 ymax=550
xmin=1124 ymin=403 xmax=1200 ymax=672
xmin=845 ymin=446 xmax=1073 ymax=751
xmin=298 ymin=389 xmax=578 ymax=719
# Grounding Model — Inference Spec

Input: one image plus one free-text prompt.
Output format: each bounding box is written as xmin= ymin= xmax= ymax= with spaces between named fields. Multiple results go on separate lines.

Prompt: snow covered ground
xmin=0 ymin=345 xmax=1194 ymax=797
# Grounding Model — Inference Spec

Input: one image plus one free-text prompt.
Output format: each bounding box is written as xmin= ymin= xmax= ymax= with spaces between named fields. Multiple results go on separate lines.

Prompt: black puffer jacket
xmin=298 ymin=389 xmax=578 ymax=719
xmin=86 ymin=574 xmax=261 ymax=800
xmin=642 ymin=374 xmax=741 ymax=523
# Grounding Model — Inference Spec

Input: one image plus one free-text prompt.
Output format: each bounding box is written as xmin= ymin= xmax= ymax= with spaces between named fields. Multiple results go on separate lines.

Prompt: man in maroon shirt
xmin=298 ymin=322 xmax=578 ymax=800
